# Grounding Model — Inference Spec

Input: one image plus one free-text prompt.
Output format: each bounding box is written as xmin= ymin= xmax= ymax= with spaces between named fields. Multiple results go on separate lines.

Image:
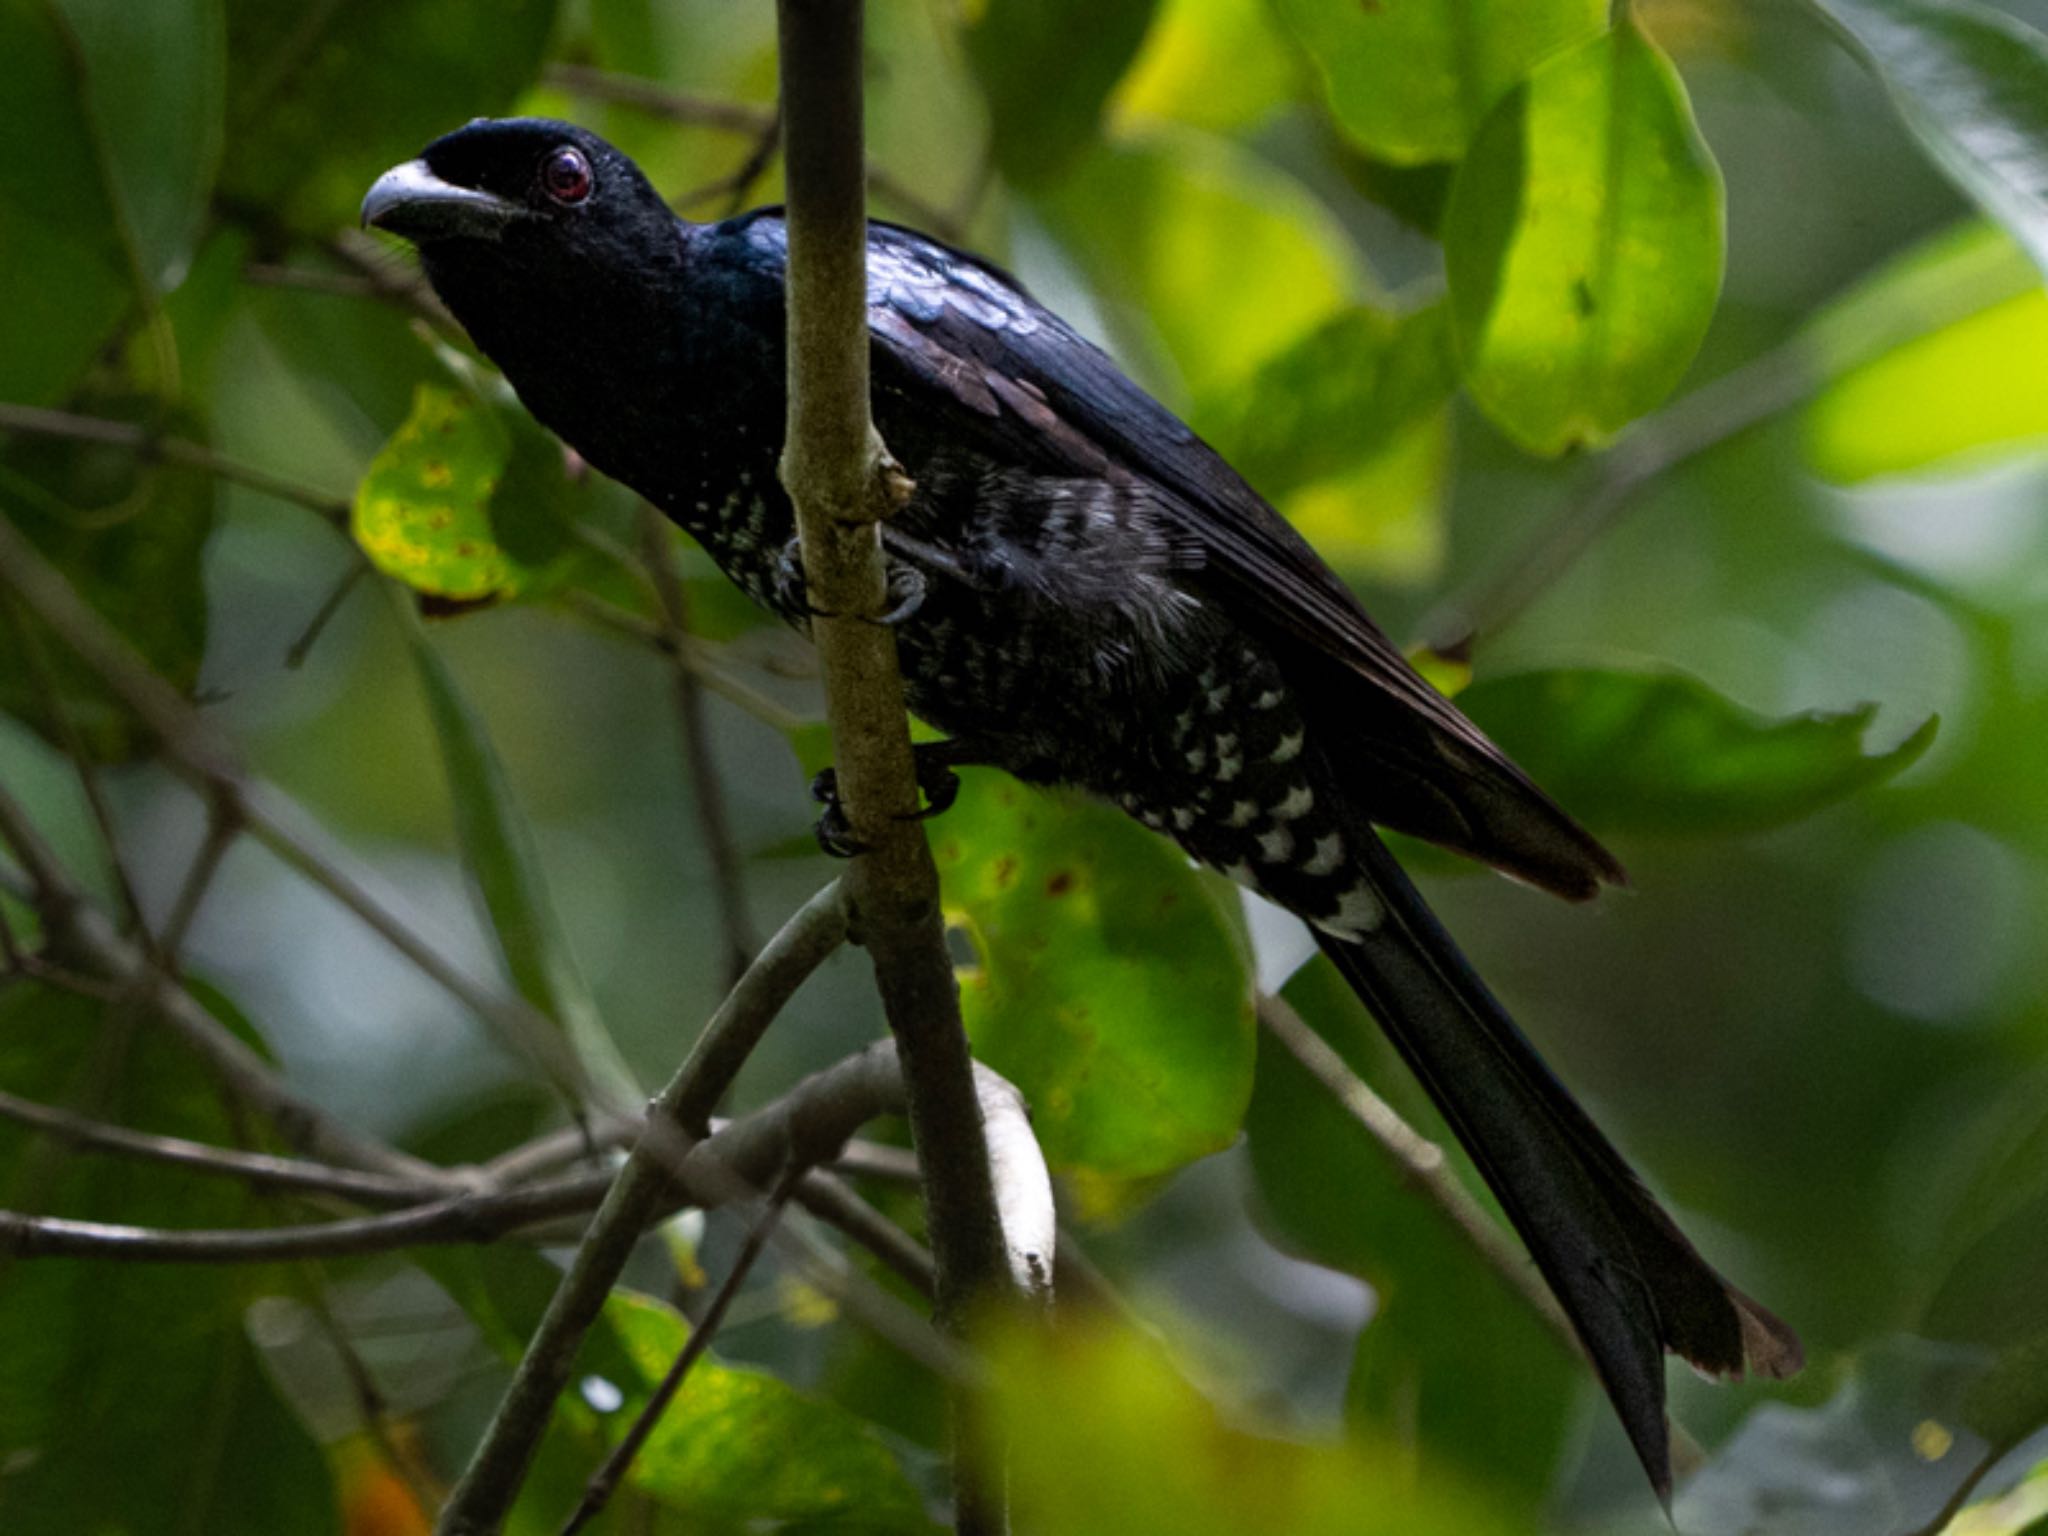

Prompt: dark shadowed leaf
xmin=1269 ymin=0 xmax=1603 ymax=164
xmin=933 ymin=774 xmax=1255 ymax=1201
xmin=966 ymin=0 xmax=1158 ymax=187
xmin=1454 ymin=667 xmax=1936 ymax=838
xmin=1244 ymin=959 xmax=1579 ymax=1506
xmin=1807 ymin=0 xmax=2048 ymax=280
xmin=219 ymin=0 xmax=559 ymax=231
xmin=1444 ymin=19 xmax=1724 ymax=455
xmin=400 ymin=605 xmax=642 ymax=1108
xmin=0 ymin=396 xmax=216 ymax=760
xmin=0 ymin=987 xmax=337 ymax=1535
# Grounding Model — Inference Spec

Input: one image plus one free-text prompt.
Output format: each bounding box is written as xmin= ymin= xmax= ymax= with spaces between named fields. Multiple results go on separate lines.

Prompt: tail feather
xmin=1317 ymin=833 xmax=1802 ymax=1501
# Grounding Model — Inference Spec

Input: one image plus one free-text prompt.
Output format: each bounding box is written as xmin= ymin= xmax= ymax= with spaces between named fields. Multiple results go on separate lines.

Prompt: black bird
xmin=364 ymin=118 xmax=1802 ymax=1497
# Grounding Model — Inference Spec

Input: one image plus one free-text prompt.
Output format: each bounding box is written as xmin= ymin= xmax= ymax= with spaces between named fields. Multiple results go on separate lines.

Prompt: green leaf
xmin=1454 ymin=667 xmax=1936 ymax=839
xmin=987 ymin=1317 xmax=1520 ymax=1536
xmin=0 ymin=395 xmax=216 ymax=760
xmin=354 ymin=383 xmax=579 ymax=603
xmin=1038 ymin=130 xmax=1369 ymax=400
xmin=932 ymin=775 xmax=1255 ymax=1200
xmin=1443 ymin=19 xmax=1726 ymax=456
xmin=219 ymin=0 xmax=559 ymax=232
xmin=1244 ymin=960 xmax=1578 ymax=1506
xmin=0 ymin=987 xmax=338 ymax=1536
xmin=1111 ymin=0 xmax=1295 ymax=135
xmin=0 ymin=5 xmax=136 ymax=404
xmin=966 ymin=0 xmax=1158 ymax=187
xmin=1807 ymin=0 xmax=2048 ymax=281
xmin=399 ymin=603 xmax=642 ymax=1108
xmin=51 ymin=0 xmax=226 ymax=292
xmin=589 ymin=1292 xmax=932 ymax=1527
xmin=1269 ymin=0 xmax=1604 ymax=163
xmin=1803 ymin=224 xmax=2048 ymax=481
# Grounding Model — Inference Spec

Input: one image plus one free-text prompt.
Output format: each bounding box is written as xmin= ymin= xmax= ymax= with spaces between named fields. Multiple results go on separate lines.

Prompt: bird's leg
xmin=772 ymin=532 xmax=946 ymax=628
xmin=810 ymin=740 xmax=982 ymax=858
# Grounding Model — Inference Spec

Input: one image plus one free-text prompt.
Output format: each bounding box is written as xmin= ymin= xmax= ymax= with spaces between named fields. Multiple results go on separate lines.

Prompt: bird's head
xmin=362 ymin=118 xmax=685 ymax=330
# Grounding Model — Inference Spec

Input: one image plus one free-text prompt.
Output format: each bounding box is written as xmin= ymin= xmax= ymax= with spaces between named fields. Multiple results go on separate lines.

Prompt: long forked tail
xmin=1315 ymin=833 xmax=1802 ymax=1501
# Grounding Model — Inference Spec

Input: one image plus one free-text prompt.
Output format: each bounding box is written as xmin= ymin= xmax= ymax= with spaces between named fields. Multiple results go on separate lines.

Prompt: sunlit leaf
xmin=400 ymin=605 xmax=643 ymax=1109
xmin=0 ymin=396 xmax=215 ymax=760
xmin=966 ymin=0 xmax=1158 ymax=187
xmin=1455 ymin=667 xmax=1936 ymax=838
xmin=593 ymin=1292 xmax=931 ymax=1527
xmin=1112 ymin=0 xmax=1294 ymax=135
xmin=1807 ymin=0 xmax=2048 ymax=280
xmin=0 ymin=988 xmax=337 ymax=1535
xmin=1037 ymin=129 xmax=1369 ymax=399
xmin=220 ymin=0 xmax=559 ymax=231
xmin=986 ymin=1317 xmax=1520 ymax=1536
xmin=1269 ymin=0 xmax=1604 ymax=163
xmin=1444 ymin=19 xmax=1725 ymax=455
xmin=934 ymin=775 xmax=1255 ymax=1196
xmin=353 ymin=384 xmax=580 ymax=603
xmin=1803 ymin=224 xmax=2048 ymax=481
xmin=1244 ymin=961 xmax=1579 ymax=1505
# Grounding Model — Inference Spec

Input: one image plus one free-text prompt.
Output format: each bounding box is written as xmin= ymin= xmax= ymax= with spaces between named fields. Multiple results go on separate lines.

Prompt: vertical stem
xmin=775 ymin=3 xmax=1015 ymax=1529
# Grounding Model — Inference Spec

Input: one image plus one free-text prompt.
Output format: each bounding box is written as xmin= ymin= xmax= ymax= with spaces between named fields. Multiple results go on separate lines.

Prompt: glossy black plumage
xmin=363 ymin=118 xmax=1802 ymax=1498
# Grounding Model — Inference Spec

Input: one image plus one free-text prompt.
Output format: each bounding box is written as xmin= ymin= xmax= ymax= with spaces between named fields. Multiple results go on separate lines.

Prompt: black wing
xmin=741 ymin=215 xmax=1623 ymax=897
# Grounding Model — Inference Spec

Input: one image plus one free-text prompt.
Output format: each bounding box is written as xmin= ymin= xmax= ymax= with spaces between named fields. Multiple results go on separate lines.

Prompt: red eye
xmin=541 ymin=146 xmax=592 ymax=204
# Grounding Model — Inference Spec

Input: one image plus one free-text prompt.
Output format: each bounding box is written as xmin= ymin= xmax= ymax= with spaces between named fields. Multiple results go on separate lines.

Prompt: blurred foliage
xmin=4 ymin=0 xmax=2048 ymax=1530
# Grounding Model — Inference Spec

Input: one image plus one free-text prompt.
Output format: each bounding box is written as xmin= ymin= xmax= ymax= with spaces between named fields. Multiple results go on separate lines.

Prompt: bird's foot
xmin=809 ymin=746 xmax=965 ymax=857
xmin=773 ymin=535 xmax=926 ymax=627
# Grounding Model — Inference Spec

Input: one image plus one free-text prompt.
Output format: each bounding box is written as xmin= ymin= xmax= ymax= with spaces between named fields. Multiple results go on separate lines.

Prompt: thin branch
xmin=1255 ymin=993 xmax=1579 ymax=1353
xmin=0 ymin=1086 xmax=450 ymax=1207
xmin=563 ymin=590 xmax=810 ymax=734
xmin=776 ymin=7 xmax=1020 ymax=1524
xmin=1903 ymin=1429 xmax=2033 ymax=1536
xmin=637 ymin=505 xmax=760 ymax=984
xmin=0 ymin=401 xmax=350 ymax=524
xmin=543 ymin=63 xmax=966 ymax=242
xmin=562 ymin=1167 xmax=803 ymax=1536
xmin=436 ymin=880 xmax=849 ymax=1536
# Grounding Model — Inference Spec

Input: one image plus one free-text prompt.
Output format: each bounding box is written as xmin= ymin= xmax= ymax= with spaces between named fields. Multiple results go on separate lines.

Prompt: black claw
xmin=907 ymin=761 xmax=960 ymax=821
xmin=813 ymin=799 xmax=868 ymax=858
xmin=810 ymin=766 xmax=839 ymax=806
xmin=868 ymin=563 xmax=927 ymax=627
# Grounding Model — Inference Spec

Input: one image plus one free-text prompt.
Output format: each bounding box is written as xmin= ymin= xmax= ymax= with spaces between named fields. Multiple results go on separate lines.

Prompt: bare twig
xmin=1256 ymin=993 xmax=1578 ymax=1352
xmin=561 ymin=1167 xmax=803 ymax=1536
xmin=637 ymin=505 xmax=760 ymax=983
xmin=563 ymin=590 xmax=810 ymax=734
xmin=0 ymin=1086 xmax=449 ymax=1207
xmin=0 ymin=401 xmax=350 ymax=524
xmin=435 ymin=881 xmax=849 ymax=1535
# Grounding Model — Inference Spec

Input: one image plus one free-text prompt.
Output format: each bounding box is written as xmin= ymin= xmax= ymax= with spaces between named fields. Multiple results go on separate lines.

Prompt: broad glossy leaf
xmin=1244 ymin=960 xmax=1578 ymax=1505
xmin=220 ymin=0 xmax=559 ymax=231
xmin=1808 ymin=0 xmax=2048 ymax=280
xmin=1455 ymin=667 xmax=1935 ymax=838
xmin=1803 ymin=224 xmax=2048 ymax=481
xmin=0 ymin=5 xmax=133 ymax=403
xmin=354 ymin=384 xmax=580 ymax=603
xmin=1270 ymin=0 xmax=1603 ymax=163
xmin=401 ymin=606 xmax=642 ymax=1109
xmin=1444 ymin=20 xmax=1725 ymax=456
xmin=52 ymin=0 xmax=225 ymax=291
xmin=966 ymin=0 xmax=1158 ymax=187
xmin=1038 ymin=130 xmax=1368 ymax=399
xmin=592 ymin=1291 xmax=932 ymax=1527
xmin=933 ymin=775 xmax=1255 ymax=1195
xmin=987 ymin=1318 xmax=1519 ymax=1536
xmin=0 ymin=987 xmax=337 ymax=1535
xmin=0 ymin=396 xmax=216 ymax=760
